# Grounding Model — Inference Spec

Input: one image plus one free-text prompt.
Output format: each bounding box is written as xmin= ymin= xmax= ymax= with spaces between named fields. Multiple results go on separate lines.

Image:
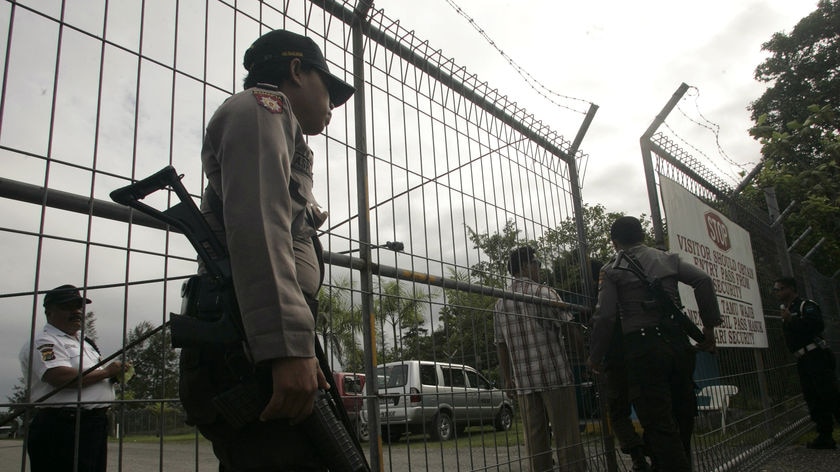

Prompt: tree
xmin=466 ymin=220 xmax=531 ymax=288
xmin=83 ymin=311 xmax=98 ymax=343
xmin=436 ymin=269 xmax=498 ymax=375
xmin=317 ymin=279 xmax=365 ymax=372
xmin=122 ymin=321 xmax=179 ymax=405
xmin=539 ymin=204 xmax=653 ymax=295
xmin=374 ymin=280 xmax=430 ymax=363
xmin=748 ymin=0 xmax=840 ymax=273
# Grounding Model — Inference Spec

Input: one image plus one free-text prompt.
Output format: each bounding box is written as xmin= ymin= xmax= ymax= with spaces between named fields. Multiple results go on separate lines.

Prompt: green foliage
xmin=317 ymin=279 xmax=365 ymax=371
xmin=122 ymin=321 xmax=179 ymax=404
xmin=436 ymin=269 xmax=499 ymax=374
xmin=748 ymin=0 xmax=840 ymax=273
xmin=373 ymin=280 xmax=432 ymax=363
xmin=466 ymin=220 xmax=530 ymax=288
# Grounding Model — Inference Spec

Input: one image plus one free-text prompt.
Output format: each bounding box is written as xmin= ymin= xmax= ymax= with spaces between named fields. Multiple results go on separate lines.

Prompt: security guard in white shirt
xmin=20 ymin=284 xmax=128 ymax=472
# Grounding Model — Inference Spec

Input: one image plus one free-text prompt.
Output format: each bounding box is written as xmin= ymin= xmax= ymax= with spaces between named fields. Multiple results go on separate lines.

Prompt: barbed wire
xmin=676 ymin=86 xmax=758 ymax=172
xmin=660 ymin=121 xmax=743 ymax=186
xmin=441 ymin=0 xmax=592 ymax=115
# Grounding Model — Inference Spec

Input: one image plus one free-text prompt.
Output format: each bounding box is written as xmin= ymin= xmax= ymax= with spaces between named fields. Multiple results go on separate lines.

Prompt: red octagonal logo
xmin=705 ymin=212 xmax=731 ymax=251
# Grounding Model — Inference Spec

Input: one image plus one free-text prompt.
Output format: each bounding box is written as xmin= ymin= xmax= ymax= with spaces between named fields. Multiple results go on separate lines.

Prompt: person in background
xmin=494 ymin=246 xmax=587 ymax=472
xmin=177 ymin=29 xmax=355 ymax=470
xmin=588 ymin=217 xmax=720 ymax=472
xmin=20 ymin=284 xmax=129 ymax=472
xmin=774 ymin=276 xmax=840 ymax=449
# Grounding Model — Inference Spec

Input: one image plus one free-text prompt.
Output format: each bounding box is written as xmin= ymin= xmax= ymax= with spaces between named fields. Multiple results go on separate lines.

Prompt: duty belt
xmin=624 ymin=326 xmax=664 ymax=341
xmin=793 ymin=339 xmax=829 ymax=359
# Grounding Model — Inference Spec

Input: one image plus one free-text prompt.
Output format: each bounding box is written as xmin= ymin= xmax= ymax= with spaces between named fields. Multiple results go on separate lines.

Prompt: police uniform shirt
xmin=781 ymin=296 xmax=823 ymax=353
xmin=589 ymin=244 xmax=722 ymax=363
xmin=201 ymin=84 xmax=326 ymax=363
xmin=19 ymin=323 xmax=115 ymax=408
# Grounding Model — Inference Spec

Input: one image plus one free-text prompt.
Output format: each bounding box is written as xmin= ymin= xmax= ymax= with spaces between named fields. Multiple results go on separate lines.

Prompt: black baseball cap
xmin=243 ymin=29 xmax=355 ymax=107
xmin=43 ymin=284 xmax=92 ymax=307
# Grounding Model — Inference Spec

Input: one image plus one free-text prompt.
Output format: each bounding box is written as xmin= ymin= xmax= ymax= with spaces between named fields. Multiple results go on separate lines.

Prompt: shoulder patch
xmin=252 ymin=91 xmax=285 ymax=114
xmin=36 ymin=343 xmax=54 ymax=350
xmin=40 ymin=347 xmax=55 ymax=362
xmin=291 ymin=149 xmax=313 ymax=174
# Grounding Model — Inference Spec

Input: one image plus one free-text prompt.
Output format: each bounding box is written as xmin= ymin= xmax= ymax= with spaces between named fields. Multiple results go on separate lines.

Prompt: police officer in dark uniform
xmin=588 ymin=217 xmax=721 ymax=472
xmin=774 ymin=276 xmax=840 ymax=449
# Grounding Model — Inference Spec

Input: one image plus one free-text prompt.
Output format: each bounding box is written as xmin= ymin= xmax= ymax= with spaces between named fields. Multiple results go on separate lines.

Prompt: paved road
xmin=10 ymin=436 xmax=838 ymax=471
xmin=752 ymin=443 xmax=840 ymax=472
xmin=0 ymin=439 xmax=219 ymax=472
xmin=0 ymin=438 xmax=532 ymax=472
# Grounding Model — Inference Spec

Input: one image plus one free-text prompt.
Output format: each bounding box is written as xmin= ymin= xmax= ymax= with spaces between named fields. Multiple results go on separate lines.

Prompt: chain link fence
xmin=3 ymin=2 xmax=836 ymax=472
xmin=643 ymin=92 xmax=840 ymax=470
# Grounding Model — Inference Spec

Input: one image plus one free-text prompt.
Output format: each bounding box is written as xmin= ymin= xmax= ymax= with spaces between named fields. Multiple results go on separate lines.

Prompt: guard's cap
xmin=43 ymin=284 xmax=92 ymax=307
xmin=243 ymin=29 xmax=355 ymax=106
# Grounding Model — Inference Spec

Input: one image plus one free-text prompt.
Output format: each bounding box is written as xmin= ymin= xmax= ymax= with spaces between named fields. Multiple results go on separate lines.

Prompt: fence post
xmin=764 ymin=188 xmax=794 ymax=278
xmin=640 ymin=83 xmax=689 ymax=249
xmin=348 ymin=3 xmax=383 ymax=471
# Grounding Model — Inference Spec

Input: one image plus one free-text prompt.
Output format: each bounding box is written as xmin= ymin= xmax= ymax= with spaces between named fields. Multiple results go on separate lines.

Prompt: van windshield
xmin=376 ymin=365 xmax=408 ymax=388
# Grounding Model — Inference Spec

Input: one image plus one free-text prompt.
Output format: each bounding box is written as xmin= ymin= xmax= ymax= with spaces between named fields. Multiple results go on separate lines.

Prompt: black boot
xmin=629 ymin=446 xmax=652 ymax=471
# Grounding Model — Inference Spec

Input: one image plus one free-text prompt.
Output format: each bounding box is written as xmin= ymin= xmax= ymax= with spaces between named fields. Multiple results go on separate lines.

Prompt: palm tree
xmin=317 ymin=278 xmax=364 ymax=371
xmin=374 ymin=280 xmax=431 ymax=362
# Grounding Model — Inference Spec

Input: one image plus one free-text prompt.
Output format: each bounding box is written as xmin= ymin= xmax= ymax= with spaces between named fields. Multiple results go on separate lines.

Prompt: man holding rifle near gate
xmin=176 ymin=29 xmax=357 ymax=470
xmin=588 ymin=216 xmax=721 ymax=472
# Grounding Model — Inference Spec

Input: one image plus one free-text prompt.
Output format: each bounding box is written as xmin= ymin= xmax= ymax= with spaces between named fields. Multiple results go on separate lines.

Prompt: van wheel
xmin=431 ymin=412 xmax=454 ymax=441
xmin=357 ymin=419 xmax=370 ymax=442
xmin=494 ymin=406 xmax=513 ymax=431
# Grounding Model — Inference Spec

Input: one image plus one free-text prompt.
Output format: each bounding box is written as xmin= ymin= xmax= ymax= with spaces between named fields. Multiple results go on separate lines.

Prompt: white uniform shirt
xmin=19 ymin=323 xmax=115 ymax=408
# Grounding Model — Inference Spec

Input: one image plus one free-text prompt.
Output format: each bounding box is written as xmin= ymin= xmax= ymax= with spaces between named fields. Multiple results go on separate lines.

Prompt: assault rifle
xmin=110 ymin=166 xmax=369 ymax=472
xmin=614 ymin=250 xmax=706 ymax=344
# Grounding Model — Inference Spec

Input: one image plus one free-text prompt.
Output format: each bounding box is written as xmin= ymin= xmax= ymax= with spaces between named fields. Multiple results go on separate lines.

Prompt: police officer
xmin=20 ymin=284 xmax=128 ymax=472
xmin=177 ymin=30 xmax=354 ymax=470
xmin=774 ymin=276 xmax=840 ymax=449
xmin=588 ymin=217 xmax=720 ymax=472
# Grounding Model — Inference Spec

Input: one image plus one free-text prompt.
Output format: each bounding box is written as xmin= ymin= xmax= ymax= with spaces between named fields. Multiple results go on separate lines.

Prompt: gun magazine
xmin=302 ymin=391 xmax=369 ymax=472
xmin=211 ymin=381 xmax=267 ymax=430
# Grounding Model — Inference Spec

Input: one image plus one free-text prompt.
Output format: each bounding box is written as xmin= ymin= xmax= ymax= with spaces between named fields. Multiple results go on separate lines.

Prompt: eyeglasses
xmin=771 ymin=287 xmax=784 ymax=293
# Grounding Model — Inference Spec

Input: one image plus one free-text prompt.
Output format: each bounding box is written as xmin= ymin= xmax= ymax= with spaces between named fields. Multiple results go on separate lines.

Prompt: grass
xmin=115 ymin=433 xmax=208 ymax=443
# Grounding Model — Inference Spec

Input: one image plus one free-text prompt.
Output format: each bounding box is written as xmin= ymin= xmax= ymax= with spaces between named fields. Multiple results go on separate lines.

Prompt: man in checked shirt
xmin=494 ymin=246 xmax=587 ymax=472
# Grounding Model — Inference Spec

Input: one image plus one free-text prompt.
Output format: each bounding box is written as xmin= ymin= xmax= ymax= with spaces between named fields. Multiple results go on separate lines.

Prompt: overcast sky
xmin=0 ymin=0 xmax=818 ymax=402
xmin=376 ymin=0 xmax=817 ymax=216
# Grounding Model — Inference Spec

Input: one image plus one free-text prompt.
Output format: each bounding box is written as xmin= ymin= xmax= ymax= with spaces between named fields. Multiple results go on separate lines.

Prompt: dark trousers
xmin=625 ymin=334 xmax=696 ymax=472
xmin=180 ymin=347 xmax=326 ymax=472
xmin=198 ymin=417 xmax=326 ymax=472
xmin=27 ymin=408 xmax=109 ymax=472
xmin=605 ymin=363 xmax=645 ymax=453
xmin=797 ymin=348 xmax=840 ymax=436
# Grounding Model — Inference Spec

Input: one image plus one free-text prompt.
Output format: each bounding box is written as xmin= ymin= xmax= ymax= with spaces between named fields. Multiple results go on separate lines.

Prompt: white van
xmin=375 ymin=360 xmax=514 ymax=441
